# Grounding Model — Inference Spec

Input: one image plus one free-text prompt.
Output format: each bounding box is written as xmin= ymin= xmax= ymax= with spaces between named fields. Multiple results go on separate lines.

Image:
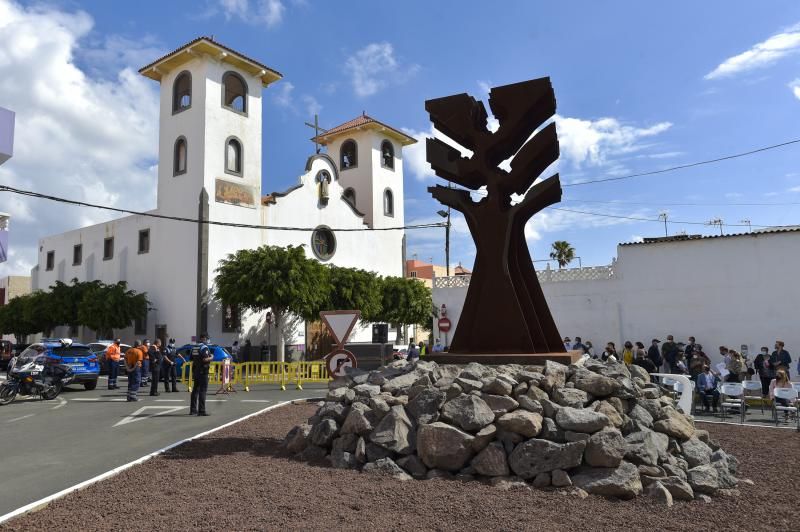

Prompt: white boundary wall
xmin=433 ymin=230 xmax=800 ymax=368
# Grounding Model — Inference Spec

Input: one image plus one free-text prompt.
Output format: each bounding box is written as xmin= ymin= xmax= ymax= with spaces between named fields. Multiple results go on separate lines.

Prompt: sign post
xmin=320 ymin=310 xmax=360 ymax=377
xmin=438 ymin=304 xmax=451 ymax=348
xmin=215 ymin=357 xmax=236 ymax=394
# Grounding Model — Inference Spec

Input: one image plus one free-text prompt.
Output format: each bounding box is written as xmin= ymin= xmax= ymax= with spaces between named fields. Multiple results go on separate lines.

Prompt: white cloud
xmin=790 ymin=78 xmax=800 ymax=100
xmin=725 ymin=192 xmax=744 ymax=199
xmin=524 ymin=205 xmax=648 ymax=243
xmin=218 ymin=0 xmax=285 ymax=28
xmin=345 ymin=42 xmax=418 ymax=97
xmin=0 ymin=0 xmax=159 ymax=277
xmin=301 ymin=95 xmax=322 ymax=117
xmin=401 ymin=126 xmax=472 ymax=182
xmin=272 ymin=81 xmax=294 ymax=107
xmin=789 ymin=186 xmax=800 ymax=193
xmin=705 ymin=23 xmax=800 ymax=80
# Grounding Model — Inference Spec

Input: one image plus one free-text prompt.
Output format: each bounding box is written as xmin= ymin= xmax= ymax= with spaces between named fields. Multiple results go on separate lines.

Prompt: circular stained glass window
xmin=311 ymin=226 xmax=336 ymax=261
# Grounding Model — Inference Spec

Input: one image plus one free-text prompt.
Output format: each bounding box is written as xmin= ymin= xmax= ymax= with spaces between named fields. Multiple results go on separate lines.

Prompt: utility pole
xmin=658 ymin=212 xmax=668 ymax=237
xmin=739 ymin=219 xmax=752 ymax=233
xmin=707 ymin=218 xmax=724 ymax=236
xmin=437 ymin=183 xmax=452 ymax=276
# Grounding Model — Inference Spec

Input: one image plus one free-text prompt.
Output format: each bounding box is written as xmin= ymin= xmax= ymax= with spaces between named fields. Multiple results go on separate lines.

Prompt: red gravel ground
xmin=2 ymin=403 xmax=798 ymax=532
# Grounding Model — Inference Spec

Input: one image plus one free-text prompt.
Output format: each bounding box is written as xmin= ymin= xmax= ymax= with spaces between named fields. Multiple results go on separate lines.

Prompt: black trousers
xmin=163 ymin=363 xmax=177 ymax=391
xmin=149 ymin=365 xmax=161 ymax=395
xmin=190 ymin=369 xmax=209 ymax=413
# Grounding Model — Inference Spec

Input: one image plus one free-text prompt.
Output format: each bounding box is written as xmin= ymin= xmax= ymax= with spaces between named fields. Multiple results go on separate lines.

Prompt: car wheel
xmin=84 ymin=380 xmax=98 ymax=391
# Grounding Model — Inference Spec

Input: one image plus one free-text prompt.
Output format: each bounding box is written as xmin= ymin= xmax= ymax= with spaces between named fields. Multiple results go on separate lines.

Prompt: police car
xmin=173 ymin=343 xmax=232 ymax=373
xmin=21 ymin=339 xmax=100 ymax=390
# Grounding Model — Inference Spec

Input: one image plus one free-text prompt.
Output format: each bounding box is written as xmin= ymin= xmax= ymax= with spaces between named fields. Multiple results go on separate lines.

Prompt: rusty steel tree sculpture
xmin=427 ymin=77 xmax=565 ymax=356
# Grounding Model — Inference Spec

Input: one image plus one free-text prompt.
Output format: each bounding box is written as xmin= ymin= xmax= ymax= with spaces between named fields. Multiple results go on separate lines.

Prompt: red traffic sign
xmin=325 ymin=349 xmax=357 ymax=377
xmin=438 ymin=317 xmax=452 ymax=333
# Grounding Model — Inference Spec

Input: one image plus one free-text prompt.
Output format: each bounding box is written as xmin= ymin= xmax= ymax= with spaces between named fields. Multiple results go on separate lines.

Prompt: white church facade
xmin=31 ymin=36 xmax=415 ymax=351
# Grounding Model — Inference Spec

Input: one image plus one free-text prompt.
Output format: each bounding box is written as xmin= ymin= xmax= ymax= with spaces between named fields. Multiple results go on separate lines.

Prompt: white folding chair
xmin=791 ymin=382 xmax=800 ymax=394
xmin=720 ymin=383 xmax=745 ymax=423
xmin=742 ymin=380 xmax=765 ymax=414
xmin=772 ymin=387 xmax=799 ymax=430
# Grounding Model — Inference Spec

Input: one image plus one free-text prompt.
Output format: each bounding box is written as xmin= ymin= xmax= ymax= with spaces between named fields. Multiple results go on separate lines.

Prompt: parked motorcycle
xmin=0 ymin=350 xmax=73 ymax=405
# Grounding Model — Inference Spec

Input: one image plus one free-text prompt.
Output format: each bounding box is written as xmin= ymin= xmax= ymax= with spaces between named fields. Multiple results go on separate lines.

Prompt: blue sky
xmin=1 ymin=0 xmax=800 ymax=276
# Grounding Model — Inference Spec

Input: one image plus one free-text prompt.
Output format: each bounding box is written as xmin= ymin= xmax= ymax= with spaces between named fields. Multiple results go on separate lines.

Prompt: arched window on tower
xmin=225 ymin=137 xmax=243 ymax=176
xmin=222 ymin=72 xmax=247 ymax=114
xmin=384 ymin=188 xmax=394 ymax=217
xmin=172 ymin=71 xmax=192 ymax=113
xmin=343 ymin=187 xmax=356 ymax=207
xmin=381 ymin=140 xmax=395 ymax=170
xmin=340 ymin=139 xmax=357 ymax=170
xmin=173 ymin=137 xmax=187 ymax=176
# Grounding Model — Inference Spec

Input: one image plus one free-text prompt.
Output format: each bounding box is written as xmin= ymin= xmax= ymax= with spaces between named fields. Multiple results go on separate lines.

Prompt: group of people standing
xmin=564 ymin=334 xmax=795 ymax=414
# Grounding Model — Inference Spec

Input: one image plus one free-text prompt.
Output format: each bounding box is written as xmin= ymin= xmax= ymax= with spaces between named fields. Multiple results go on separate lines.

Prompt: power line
xmin=0 ymin=184 xmax=446 ymax=232
xmin=550 ymin=207 xmax=783 ymax=229
xmin=561 ymin=199 xmax=800 ymax=207
xmin=562 ymin=138 xmax=800 ymax=187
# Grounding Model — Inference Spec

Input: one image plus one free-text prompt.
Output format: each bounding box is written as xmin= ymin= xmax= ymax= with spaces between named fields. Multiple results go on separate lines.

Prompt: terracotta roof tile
xmin=312 ymin=114 xmax=416 ymax=146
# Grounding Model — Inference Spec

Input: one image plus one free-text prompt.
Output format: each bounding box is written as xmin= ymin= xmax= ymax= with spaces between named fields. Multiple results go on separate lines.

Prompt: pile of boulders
xmin=283 ymin=358 xmax=741 ymax=505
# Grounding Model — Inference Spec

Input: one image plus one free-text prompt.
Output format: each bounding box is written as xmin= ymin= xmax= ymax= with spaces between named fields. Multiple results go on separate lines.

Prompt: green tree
xmin=215 ymin=245 xmax=329 ymax=361
xmin=77 ymin=281 xmax=149 ymax=339
xmin=0 ymin=294 xmax=40 ymax=343
xmin=326 ymin=265 xmax=382 ymax=321
xmin=549 ymin=240 xmax=576 ymax=269
xmin=377 ymin=276 xmax=433 ymax=341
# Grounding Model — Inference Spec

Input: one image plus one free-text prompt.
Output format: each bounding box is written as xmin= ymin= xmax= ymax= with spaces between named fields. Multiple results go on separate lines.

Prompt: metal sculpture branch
xmin=427 ymin=77 xmax=565 ymax=355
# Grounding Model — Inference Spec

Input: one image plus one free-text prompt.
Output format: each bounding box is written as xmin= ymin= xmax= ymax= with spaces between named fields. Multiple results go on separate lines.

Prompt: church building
xmin=31 ymin=36 xmax=415 ymax=351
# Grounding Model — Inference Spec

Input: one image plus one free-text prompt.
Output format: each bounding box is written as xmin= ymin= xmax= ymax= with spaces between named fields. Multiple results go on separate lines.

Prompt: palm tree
xmin=550 ymin=241 xmax=575 ymax=269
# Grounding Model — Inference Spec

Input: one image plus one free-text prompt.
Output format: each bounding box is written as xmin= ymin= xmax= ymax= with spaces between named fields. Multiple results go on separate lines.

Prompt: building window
xmin=173 ymin=137 xmax=187 ymax=176
xmin=340 ymin=139 xmax=357 ymax=170
xmin=343 ymin=187 xmax=356 ymax=207
xmin=222 ymin=303 xmax=241 ymax=332
xmin=73 ymin=244 xmax=82 ymax=266
xmin=134 ymin=314 xmax=147 ymax=335
xmin=46 ymin=251 xmax=55 ymax=271
xmin=172 ymin=71 xmax=192 ymax=113
xmin=138 ymin=229 xmax=150 ymax=254
xmin=103 ymin=237 xmax=114 ymax=261
xmin=222 ymin=72 xmax=247 ymax=114
xmin=381 ymin=140 xmax=395 ymax=170
xmin=225 ymin=137 xmax=243 ymax=176
xmin=384 ymin=189 xmax=394 ymax=217
xmin=410 ymin=271 xmax=417 ymax=278
xmin=311 ymin=226 xmax=336 ymax=261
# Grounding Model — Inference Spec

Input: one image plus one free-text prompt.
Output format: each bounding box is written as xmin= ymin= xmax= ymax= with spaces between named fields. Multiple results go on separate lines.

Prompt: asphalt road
xmin=0 ymin=374 xmax=326 ymax=517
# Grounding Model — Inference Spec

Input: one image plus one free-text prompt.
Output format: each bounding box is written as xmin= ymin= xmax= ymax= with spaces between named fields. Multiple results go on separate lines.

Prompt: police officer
xmin=162 ymin=338 xmax=182 ymax=393
xmin=149 ymin=339 xmax=163 ymax=396
xmin=189 ymin=334 xmax=213 ymax=416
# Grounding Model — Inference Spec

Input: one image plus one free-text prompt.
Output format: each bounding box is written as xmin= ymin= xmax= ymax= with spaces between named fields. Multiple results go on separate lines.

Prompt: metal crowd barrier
xmin=180 ymin=360 xmax=329 ymax=392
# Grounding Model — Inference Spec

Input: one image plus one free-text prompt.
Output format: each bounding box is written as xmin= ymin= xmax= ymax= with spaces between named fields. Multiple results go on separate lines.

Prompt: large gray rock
xmin=627 ymin=404 xmax=654 ymax=427
xmin=646 ymin=481 xmax=674 ymax=507
xmin=316 ymin=402 xmax=349 ymax=423
xmin=366 ymin=442 xmax=394 ymax=462
xmin=355 ymin=437 xmax=367 ymax=463
xmin=326 ymin=387 xmax=356 ymax=403
xmin=309 ymin=418 xmax=338 ymax=447
xmin=653 ymin=407 xmax=695 ymax=440
xmin=660 ymin=476 xmax=694 ymax=501
xmin=571 ymin=368 xmax=619 ymax=397
xmin=417 ymin=422 xmax=475 ymax=471
xmin=471 ymin=442 xmax=509 ymax=477
xmin=331 ymin=433 xmax=358 ymax=454
xmin=526 ymin=384 xmax=549 ymax=402
xmin=711 ymin=449 xmax=739 ymax=475
xmin=682 ymin=436 xmax=713 ymax=468
xmin=285 ymin=423 xmax=312 ymax=454
xmin=551 ymin=469 xmax=572 ymax=487
xmin=353 ymin=383 xmax=382 ymax=398
xmin=687 ymin=464 xmax=720 ymax=495
xmin=396 ymin=455 xmax=428 ymax=478
xmin=483 ymin=376 xmax=515 ymax=396
xmin=330 ymin=449 xmax=357 ymax=469
xmin=555 ymin=406 xmax=611 ymax=433
xmin=624 ymin=429 xmax=668 ymax=467
xmin=382 ymin=371 xmax=425 ymax=394
xmin=406 ymin=387 xmax=446 ymax=425
xmin=540 ymin=417 xmax=566 ymax=443
xmin=572 ymin=461 xmax=643 ymax=499
xmin=552 ymin=386 xmax=590 ymax=408
xmin=340 ymin=406 xmax=376 ymax=436
xmin=517 ymin=395 xmax=544 ymax=414
xmin=481 ymin=393 xmax=519 ymax=415
xmin=508 ymin=439 xmax=586 ymax=480
xmin=362 ymin=458 xmax=412 ymax=481
xmin=472 ymin=424 xmax=497 ymax=452
xmin=441 ymin=394 xmax=495 ymax=432
xmin=585 ymin=428 xmax=626 ymax=468
xmin=627 ymin=364 xmax=651 ymax=383
xmin=369 ymin=405 xmax=415 ymax=455
xmin=583 ymin=359 xmax=631 ymax=380
xmin=636 ymin=399 xmax=664 ymax=420
xmin=496 ymin=410 xmax=543 ymax=438
xmin=593 ymin=400 xmax=624 ymax=428
xmin=455 ymin=377 xmax=484 ymax=393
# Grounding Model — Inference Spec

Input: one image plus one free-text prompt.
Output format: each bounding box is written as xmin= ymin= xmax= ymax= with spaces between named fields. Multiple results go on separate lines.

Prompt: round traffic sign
xmin=325 ymin=349 xmax=357 ymax=377
xmin=438 ymin=317 xmax=452 ymax=333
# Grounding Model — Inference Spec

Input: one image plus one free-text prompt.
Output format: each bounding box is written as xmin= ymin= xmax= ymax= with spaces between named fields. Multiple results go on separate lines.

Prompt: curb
xmin=0 ymin=398 xmax=320 ymax=525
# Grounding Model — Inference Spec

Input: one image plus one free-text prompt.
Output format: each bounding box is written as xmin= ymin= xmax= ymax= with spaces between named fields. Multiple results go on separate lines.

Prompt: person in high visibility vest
xmin=418 ymin=341 xmax=427 ymax=358
xmin=105 ymin=339 xmax=122 ymax=390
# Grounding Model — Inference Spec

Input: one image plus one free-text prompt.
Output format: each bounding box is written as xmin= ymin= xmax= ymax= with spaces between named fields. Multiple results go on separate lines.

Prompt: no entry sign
xmin=438 ymin=317 xmax=452 ymax=333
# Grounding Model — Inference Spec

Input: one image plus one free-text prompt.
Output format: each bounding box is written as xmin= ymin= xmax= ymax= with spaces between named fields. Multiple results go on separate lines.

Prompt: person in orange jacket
xmin=106 ymin=339 xmax=122 ymax=390
xmin=124 ymin=341 xmax=144 ymax=402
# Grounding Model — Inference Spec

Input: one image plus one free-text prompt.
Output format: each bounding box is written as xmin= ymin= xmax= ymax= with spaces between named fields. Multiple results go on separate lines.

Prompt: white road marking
xmin=51 ymin=397 xmax=67 ymax=410
xmin=110 ymin=398 xmax=126 ymax=402
xmin=114 ymin=406 xmax=188 ymax=427
xmin=71 ymin=398 xmax=100 ymax=401
xmin=205 ymin=399 xmax=226 ymax=402
xmin=154 ymin=399 xmax=184 ymax=402
xmin=6 ymin=414 xmax=35 ymax=423
xmin=0 ymin=399 xmax=309 ymax=525
xmin=241 ymin=400 xmax=271 ymax=403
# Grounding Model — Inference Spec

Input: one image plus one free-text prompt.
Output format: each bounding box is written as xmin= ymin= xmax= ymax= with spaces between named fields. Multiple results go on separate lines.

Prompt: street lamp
xmin=436 ymin=209 xmax=450 ymax=276
xmin=265 ymin=310 xmax=274 ymax=361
